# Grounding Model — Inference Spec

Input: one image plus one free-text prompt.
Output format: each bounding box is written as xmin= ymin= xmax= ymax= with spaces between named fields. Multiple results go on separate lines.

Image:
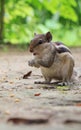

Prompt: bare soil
xmin=0 ymin=48 xmax=81 ymax=130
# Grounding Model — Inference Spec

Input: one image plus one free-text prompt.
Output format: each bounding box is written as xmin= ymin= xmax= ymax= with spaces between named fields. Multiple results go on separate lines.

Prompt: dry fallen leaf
xmin=34 ymin=93 xmax=41 ymax=96
xmin=75 ymin=103 xmax=81 ymax=107
xmin=23 ymin=71 xmax=32 ymax=79
xmin=64 ymin=119 xmax=81 ymax=124
xmin=7 ymin=117 xmax=48 ymax=124
xmin=9 ymin=81 xmax=14 ymax=84
xmin=3 ymin=77 xmax=6 ymax=80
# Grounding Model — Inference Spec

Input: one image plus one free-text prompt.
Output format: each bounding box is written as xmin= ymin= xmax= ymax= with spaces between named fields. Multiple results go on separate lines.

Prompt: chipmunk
xmin=28 ymin=32 xmax=76 ymax=85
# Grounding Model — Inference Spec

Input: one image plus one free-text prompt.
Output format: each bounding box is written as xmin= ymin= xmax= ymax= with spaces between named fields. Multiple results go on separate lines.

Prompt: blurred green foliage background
xmin=0 ymin=0 xmax=81 ymax=47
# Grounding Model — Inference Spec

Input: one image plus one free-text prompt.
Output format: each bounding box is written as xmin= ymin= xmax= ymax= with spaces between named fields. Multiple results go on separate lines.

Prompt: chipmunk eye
xmin=38 ymin=39 xmax=43 ymax=44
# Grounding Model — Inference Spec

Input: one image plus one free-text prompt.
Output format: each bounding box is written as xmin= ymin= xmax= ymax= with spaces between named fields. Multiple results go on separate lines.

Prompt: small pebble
xmin=15 ymin=99 xmax=20 ymax=102
xmin=9 ymin=94 xmax=15 ymax=97
xmin=5 ymin=110 xmax=10 ymax=115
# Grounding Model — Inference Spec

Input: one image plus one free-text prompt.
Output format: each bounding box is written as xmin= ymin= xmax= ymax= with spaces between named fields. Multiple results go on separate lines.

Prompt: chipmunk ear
xmin=45 ymin=32 xmax=52 ymax=42
xmin=34 ymin=33 xmax=37 ymax=36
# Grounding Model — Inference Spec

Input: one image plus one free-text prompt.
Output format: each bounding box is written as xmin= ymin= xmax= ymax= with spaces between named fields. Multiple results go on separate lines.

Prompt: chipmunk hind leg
xmin=34 ymin=77 xmax=52 ymax=84
xmin=60 ymin=57 xmax=74 ymax=86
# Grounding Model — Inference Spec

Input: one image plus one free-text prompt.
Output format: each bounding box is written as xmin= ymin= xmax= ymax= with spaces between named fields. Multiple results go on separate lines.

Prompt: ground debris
xmin=75 ymin=103 xmax=81 ymax=107
xmin=34 ymin=93 xmax=41 ymax=96
xmin=4 ymin=110 xmax=10 ymax=115
xmin=64 ymin=119 xmax=81 ymax=124
xmin=7 ymin=116 xmax=48 ymax=125
xmin=23 ymin=71 xmax=32 ymax=79
xmin=14 ymin=98 xmax=21 ymax=102
xmin=9 ymin=93 xmax=15 ymax=97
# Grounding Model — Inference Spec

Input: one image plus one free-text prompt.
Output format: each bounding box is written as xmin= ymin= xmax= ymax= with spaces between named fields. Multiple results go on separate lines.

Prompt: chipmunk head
xmin=29 ymin=32 xmax=52 ymax=53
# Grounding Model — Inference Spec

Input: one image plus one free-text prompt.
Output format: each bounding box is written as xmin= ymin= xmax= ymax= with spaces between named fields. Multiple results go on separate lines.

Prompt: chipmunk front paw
xmin=28 ymin=60 xmax=40 ymax=68
xmin=28 ymin=60 xmax=35 ymax=66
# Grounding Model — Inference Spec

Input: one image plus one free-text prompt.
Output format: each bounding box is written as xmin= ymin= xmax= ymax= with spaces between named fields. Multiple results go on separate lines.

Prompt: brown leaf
xmin=75 ymin=103 xmax=81 ymax=107
xmin=7 ymin=117 xmax=48 ymax=124
xmin=23 ymin=71 xmax=32 ymax=79
xmin=9 ymin=81 xmax=14 ymax=84
xmin=64 ymin=119 xmax=81 ymax=124
xmin=34 ymin=93 xmax=41 ymax=96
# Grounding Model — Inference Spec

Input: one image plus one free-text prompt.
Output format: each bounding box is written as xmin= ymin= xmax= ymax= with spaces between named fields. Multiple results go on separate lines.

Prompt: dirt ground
xmin=0 ymin=48 xmax=81 ymax=130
